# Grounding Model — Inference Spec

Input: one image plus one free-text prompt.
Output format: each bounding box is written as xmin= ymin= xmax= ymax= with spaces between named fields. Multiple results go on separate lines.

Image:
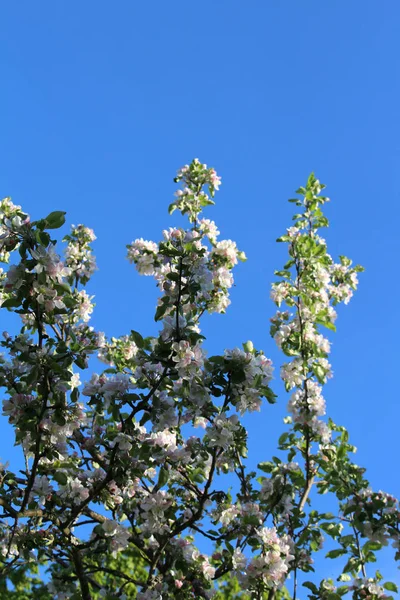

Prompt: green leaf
xmin=157 ymin=467 xmax=169 ymax=488
xmin=320 ymin=522 xmax=342 ymax=539
xmin=225 ymin=541 xmax=234 ymax=555
xmin=70 ymin=388 xmax=79 ymax=403
xmin=154 ymin=298 xmax=170 ymax=321
xmin=258 ymin=461 xmax=273 ymax=473
xmin=231 ymin=369 xmax=246 ymax=384
xmin=130 ymin=330 xmax=144 ymax=348
xmin=74 ymin=356 xmax=87 ymax=369
xmin=53 ymin=472 xmax=68 ymax=485
xmin=342 ymin=556 xmax=359 ymax=574
xmin=363 ymin=541 xmax=382 ymax=551
xmin=35 ymin=230 xmax=51 ymax=246
xmin=1 ymin=297 xmax=21 ymax=309
xmin=303 ymin=581 xmax=318 ymax=594
xmin=326 ymin=548 xmax=347 ymax=559
xmin=384 ymin=583 xmax=398 ymax=593
xmin=264 ymin=386 xmax=277 ymax=404
xmin=278 ymin=432 xmax=289 ymax=446
xmin=44 ymin=211 xmax=66 ymax=229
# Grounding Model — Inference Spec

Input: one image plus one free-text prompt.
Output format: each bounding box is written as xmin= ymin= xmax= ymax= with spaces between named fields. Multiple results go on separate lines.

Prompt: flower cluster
xmin=342 ymin=488 xmax=400 ymax=556
xmin=223 ymin=346 xmax=274 ymax=413
xmin=271 ymin=174 xmax=363 ymax=447
xmin=0 ymin=197 xmax=30 ymax=263
xmin=127 ymin=161 xmax=246 ymax=323
xmin=63 ymin=224 xmax=97 ymax=285
xmin=233 ymin=527 xmax=294 ymax=593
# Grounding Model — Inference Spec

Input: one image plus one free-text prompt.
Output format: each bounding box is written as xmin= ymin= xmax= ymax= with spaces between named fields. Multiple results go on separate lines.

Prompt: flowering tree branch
xmin=0 ymin=163 xmax=398 ymax=600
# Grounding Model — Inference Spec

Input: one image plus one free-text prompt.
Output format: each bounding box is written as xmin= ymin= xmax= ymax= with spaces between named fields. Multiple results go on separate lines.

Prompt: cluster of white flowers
xmin=342 ymin=488 xmax=400 ymax=554
xmin=137 ymin=490 xmax=174 ymax=536
xmin=233 ymin=527 xmax=294 ymax=590
xmin=47 ymin=580 xmax=78 ymax=600
xmin=58 ymin=476 xmax=90 ymax=505
xmin=205 ymin=413 xmax=240 ymax=451
xmin=3 ymin=393 xmax=35 ymax=424
xmin=32 ymin=245 xmax=72 ymax=281
xmin=101 ymin=519 xmax=130 ymax=555
xmin=171 ymin=340 xmax=204 ymax=378
xmin=127 ymin=231 xmax=243 ymax=319
xmin=98 ymin=333 xmax=139 ymax=365
xmin=172 ymin=537 xmax=216 ymax=582
xmin=31 ymin=475 xmax=54 ymax=505
xmin=271 ymin=192 xmax=361 ymax=447
xmin=198 ymin=218 xmax=220 ymax=243
xmin=82 ymin=372 xmax=133 ymax=404
xmin=64 ymin=224 xmax=97 ymax=283
xmin=350 ymin=578 xmax=388 ymax=599
xmin=288 ymin=380 xmax=330 ymax=442
xmin=259 ymin=462 xmax=300 ymax=518
xmin=127 ymin=238 xmax=159 ymax=275
xmin=127 ymin=161 xmax=246 ymax=327
xmin=0 ymin=197 xmax=30 ymax=262
xmin=224 ymin=347 xmax=273 ymax=413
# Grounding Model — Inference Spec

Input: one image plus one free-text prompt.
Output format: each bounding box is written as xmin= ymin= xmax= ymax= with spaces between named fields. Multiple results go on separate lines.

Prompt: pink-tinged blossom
xmin=82 ymin=373 xmax=103 ymax=396
xmin=147 ymin=429 xmax=177 ymax=452
xmin=246 ymin=527 xmax=294 ymax=589
xmin=287 ymin=226 xmax=301 ymax=238
xmin=33 ymin=283 xmax=66 ymax=312
xmin=199 ymin=556 xmax=216 ymax=580
xmin=198 ymin=218 xmax=220 ymax=243
xmin=101 ymin=520 xmax=130 ymax=555
xmin=110 ymin=433 xmax=133 ymax=452
xmin=58 ymin=477 xmax=90 ymax=504
xmin=31 ymin=475 xmax=53 ymax=505
xmin=83 ymin=372 xmax=133 ymax=405
xmin=270 ymin=282 xmax=290 ymax=305
xmin=74 ymin=289 xmax=94 ymax=322
xmin=213 ymin=265 xmax=234 ymax=289
xmin=171 ymin=340 xmax=204 ymax=378
xmin=162 ymin=227 xmax=184 ymax=242
xmin=209 ymin=168 xmax=221 ymax=190
xmin=208 ymin=290 xmax=231 ymax=314
xmin=101 ymin=373 xmax=133 ymax=399
xmin=217 ymin=505 xmax=239 ymax=527
xmin=240 ymin=502 xmax=263 ymax=527
xmin=31 ymin=246 xmax=71 ymax=281
xmin=127 ymin=238 xmax=159 ymax=275
xmin=161 ymin=314 xmax=187 ymax=340
xmin=47 ymin=581 xmax=77 ymax=600
xmin=232 ymin=547 xmax=248 ymax=572
xmin=211 ymin=239 xmax=241 ymax=267
xmin=288 ymin=381 xmax=326 ymax=420
xmin=138 ymin=490 xmax=174 ymax=535
xmin=64 ymin=224 xmax=97 ymax=282
xmin=350 ymin=578 xmax=387 ymax=599
xmin=5 ymin=264 xmax=27 ymax=290
xmin=281 ymin=358 xmax=305 ymax=389
xmin=274 ymin=322 xmax=295 ymax=349
xmin=205 ymin=414 xmax=239 ymax=450
xmin=224 ymin=348 xmax=273 ymax=414
xmin=3 ymin=393 xmax=35 ymax=424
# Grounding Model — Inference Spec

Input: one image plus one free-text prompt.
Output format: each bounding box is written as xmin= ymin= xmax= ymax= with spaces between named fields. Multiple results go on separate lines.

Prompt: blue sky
xmin=0 ymin=0 xmax=399 ymax=587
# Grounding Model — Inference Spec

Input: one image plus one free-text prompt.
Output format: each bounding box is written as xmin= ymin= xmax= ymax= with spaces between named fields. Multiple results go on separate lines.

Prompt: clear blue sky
xmin=0 ymin=0 xmax=399 ymax=585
